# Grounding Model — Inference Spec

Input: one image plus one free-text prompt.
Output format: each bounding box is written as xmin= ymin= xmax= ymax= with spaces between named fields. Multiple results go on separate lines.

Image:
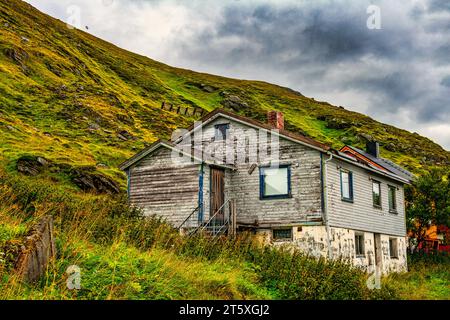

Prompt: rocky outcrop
xmin=16 ymin=156 xmax=120 ymax=194
xmin=69 ymin=166 xmax=120 ymax=194
xmin=220 ymin=94 xmax=249 ymax=111
xmin=17 ymin=156 xmax=50 ymax=176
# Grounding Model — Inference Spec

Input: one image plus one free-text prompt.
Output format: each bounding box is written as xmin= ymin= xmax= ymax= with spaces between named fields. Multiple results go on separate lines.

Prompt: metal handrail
xmin=199 ymin=199 xmax=231 ymax=232
xmin=177 ymin=205 xmax=200 ymax=230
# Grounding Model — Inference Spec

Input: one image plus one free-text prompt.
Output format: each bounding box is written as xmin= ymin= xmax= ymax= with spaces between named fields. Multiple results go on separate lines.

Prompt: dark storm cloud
xmin=428 ymin=0 xmax=450 ymax=12
xmin=189 ymin=3 xmax=413 ymax=67
xmin=441 ymin=76 xmax=450 ymax=87
xmin=173 ymin=0 xmax=449 ymax=127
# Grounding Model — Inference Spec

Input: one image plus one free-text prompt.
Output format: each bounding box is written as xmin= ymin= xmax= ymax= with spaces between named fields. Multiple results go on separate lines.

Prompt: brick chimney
xmin=267 ymin=111 xmax=284 ymax=130
xmin=366 ymin=141 xmax=380 ymax=158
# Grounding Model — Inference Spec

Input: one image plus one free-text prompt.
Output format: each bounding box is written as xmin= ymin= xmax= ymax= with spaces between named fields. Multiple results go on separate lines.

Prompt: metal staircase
xmin=178 ymin=199 xmax=236 ymax=238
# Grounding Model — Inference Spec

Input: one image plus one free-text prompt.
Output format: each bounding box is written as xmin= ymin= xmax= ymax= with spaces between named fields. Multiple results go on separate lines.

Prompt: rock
xmin=69 ymin=167 xmax=120 ymax=194
xmin=20 ymin=36 xmax=30 ymax=43
xmin=4 ymin=47 xmax=29 ymax=66
xmin=88 ymin=123 xmax=100 ymax=131
xmin=221 ymin=95 xmax=249 ymax=111
xmin=6 ymin=125 xmax=17 ymax=131
xmin=198 ymin=83 xmax=217 ymax=93
xmin=17 ymin=156 xmax=50 ymax=176
xmin=325 ymin=117 xmax=352 ymax=130
xmin=358 ymin=133 xmax=373 ymax=142
xmin=117 ymin=130 xmax=134 ymax=141
xmin=116 ymin=114 xmax=134 ymax=125
xmin=96 ymin=163 xmax=108 ymax=168
xmin=385 ymin=143 xmax=397 ymax=152
xmin=43 ymin=132 xmax=52 ymax=137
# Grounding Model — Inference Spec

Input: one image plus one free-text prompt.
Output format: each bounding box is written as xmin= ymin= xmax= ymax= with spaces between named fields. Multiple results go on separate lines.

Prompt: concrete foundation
xmin=255 ymin=225 xmax=407 ymax=274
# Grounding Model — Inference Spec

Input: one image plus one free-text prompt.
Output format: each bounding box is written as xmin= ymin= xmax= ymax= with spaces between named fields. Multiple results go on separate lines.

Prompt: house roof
xmin=119 ymin=109 xmax=413 ymax=185
xmin=118 ymin=139 xmax=235 ymax=171
xmin=181 ymin=108 xmax=331 ymax=152
xmin=339 ymin=145 xmax=416 ymax=183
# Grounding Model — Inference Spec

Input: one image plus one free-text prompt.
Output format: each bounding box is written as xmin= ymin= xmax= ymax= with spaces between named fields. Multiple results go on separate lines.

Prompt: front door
xmin=210 ymin=168 xmax=225 ymax=224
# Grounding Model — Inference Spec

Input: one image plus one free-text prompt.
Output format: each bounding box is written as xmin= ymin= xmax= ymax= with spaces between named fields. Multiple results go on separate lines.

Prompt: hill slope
xmin=0 ymin=0 xmax=449 ymax=190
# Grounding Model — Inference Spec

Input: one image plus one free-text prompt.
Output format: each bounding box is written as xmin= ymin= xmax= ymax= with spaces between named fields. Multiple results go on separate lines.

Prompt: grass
xmin=383 ymin=253 xmax=450 ymax=300
xmin=0 ymin=169 xmax=397 ymax=300
xmin=0 ymin=169 xmax=448 ymax=300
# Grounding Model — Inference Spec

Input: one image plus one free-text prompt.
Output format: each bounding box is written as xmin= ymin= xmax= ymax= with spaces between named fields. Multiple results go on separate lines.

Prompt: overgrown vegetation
xmin=405 ymin=167 xmax=450 ymax=249
xmin=383 ymin=252 xmax=450 ymax=300
xmin=0 ymin=170 xmax=396 ymax=300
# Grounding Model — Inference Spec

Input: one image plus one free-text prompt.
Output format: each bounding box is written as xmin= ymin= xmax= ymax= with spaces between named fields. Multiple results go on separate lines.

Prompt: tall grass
xmin=0 ymin=170 xmax=397 ymax=300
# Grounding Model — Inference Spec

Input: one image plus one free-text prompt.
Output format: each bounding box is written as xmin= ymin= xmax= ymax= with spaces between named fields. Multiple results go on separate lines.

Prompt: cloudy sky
xmin=25 ymin=0 xmax=450 ymax=150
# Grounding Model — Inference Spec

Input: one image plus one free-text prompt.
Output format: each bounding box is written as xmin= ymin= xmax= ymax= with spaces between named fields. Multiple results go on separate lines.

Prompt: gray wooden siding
xmin=326 ymin=158 xmax=406 ymax=236
xmin=187 ymin=117 xmax=323 ymax=226
xmin=129 ymin=147 xmax=200 ymax=226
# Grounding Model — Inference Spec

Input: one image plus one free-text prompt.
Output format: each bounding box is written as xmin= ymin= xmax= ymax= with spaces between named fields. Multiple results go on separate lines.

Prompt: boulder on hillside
xmin=69 ymin=167 xmax=120 ymax=194
xmin=117 ymin=130 xmax=134 ymax=141
xmin=221 ymin=95 xmax=249 ymax=111
xmin=16 ymin=156 xmax=120 ymax=194
xmin=16 ymin=155 xmax=51 ymax=176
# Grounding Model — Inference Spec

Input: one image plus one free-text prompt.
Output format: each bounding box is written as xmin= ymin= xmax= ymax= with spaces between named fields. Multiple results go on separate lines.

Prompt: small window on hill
xmin=214 ymin=123 xmax=229 ymax=141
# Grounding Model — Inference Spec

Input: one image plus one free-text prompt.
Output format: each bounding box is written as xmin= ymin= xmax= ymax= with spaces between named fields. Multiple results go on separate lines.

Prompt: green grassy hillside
xmin=1 ymin=0 xmax=449 ymax=301
xmin=1 ymin=0 xmax=449 ymax=193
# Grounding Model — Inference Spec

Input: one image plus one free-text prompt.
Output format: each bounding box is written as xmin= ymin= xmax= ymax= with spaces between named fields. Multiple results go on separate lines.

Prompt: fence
xmin=161 ymin=102 xmax=206 ymax=117
xmin=15 ymin=215 xmax=56 ymax=283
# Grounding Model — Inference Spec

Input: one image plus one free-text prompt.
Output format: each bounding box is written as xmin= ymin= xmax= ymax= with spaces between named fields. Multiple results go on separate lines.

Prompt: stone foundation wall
xmin=256 ymin=225 xmax=407 ymax=274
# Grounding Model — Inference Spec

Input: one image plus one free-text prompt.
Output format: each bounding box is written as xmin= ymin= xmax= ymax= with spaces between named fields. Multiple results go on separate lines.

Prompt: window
xmin=388 ymin=185 xmax=397 ymax=212
xmin=340 ymin=170 xmax=353 ymax=202
xmin=372 ymin=180 xmax=381 ymax=208
xmin=355 ymin=233 xmax=365 ymax=256
xmin=389 ymin=238 xmax=398 ymax=258
xmin=214 ymin=123 xmax=229 ymax=141
xmin=259 ymin=165 xmax=291 ymax=199
xmin=273 ymin=228 xmax=292 ymax=240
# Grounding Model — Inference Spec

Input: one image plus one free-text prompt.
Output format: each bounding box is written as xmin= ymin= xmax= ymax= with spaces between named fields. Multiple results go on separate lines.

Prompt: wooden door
xmin=210 ymin=168 xmax=225 ymax=224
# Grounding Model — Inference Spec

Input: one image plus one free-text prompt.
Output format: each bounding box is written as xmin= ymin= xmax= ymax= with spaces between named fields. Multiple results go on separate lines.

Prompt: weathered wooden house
xmin=120 ymin=109 xmax=414 ymax=273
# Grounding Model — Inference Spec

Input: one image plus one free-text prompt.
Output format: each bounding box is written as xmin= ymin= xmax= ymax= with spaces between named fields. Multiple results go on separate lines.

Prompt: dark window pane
xmin=355 ymin=234 xmax=364 ymax=256
xmin=273 ymin=228 xmax=292 ymax=240
xmin=388 ymin=186 xmax=397 ymax=211
xmin=372 ymin=181 xmax=381 ymax=207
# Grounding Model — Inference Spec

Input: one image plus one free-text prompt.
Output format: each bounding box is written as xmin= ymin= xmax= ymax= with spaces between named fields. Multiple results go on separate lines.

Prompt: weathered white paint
xmin=263 ymin=226 xmax=407 ymax=274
